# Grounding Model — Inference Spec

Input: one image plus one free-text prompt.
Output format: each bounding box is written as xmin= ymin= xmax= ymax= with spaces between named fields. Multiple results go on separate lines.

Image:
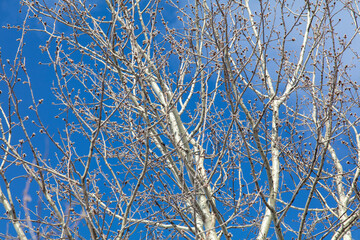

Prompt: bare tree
xmin=1 ymin=0 xmax=360 ymax=239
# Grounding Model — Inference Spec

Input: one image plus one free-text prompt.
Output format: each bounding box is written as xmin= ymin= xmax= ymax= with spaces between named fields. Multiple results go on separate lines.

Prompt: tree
xmin=1 ymin=0 xmax=360 ymax=239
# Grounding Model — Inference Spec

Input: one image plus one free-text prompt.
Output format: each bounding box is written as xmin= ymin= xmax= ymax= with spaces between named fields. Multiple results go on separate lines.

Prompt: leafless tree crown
xmin=0 ymin=0 xmax=360 ymax=239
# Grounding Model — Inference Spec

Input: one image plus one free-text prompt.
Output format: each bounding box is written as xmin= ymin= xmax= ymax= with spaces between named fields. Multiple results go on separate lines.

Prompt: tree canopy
xmin=1 ymin=0 xmax=360 ymax=239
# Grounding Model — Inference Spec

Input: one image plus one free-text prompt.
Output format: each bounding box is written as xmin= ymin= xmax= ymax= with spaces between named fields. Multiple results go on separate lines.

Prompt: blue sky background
xmin=1 ymin=0 xmax=360 ymax=239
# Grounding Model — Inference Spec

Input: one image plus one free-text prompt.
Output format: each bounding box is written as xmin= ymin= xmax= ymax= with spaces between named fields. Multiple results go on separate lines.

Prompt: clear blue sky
xmin=1 ymin=1 xmax=360 ymax=239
